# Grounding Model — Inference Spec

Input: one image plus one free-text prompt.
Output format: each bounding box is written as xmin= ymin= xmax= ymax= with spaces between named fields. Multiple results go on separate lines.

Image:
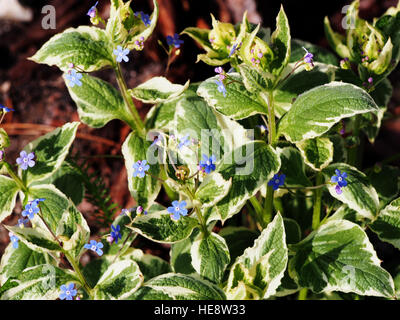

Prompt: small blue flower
xmin=136 ymin=11 xmax=151 ymax=27
xmin=59 ymin=283 xmax=77 ymax=300
xmin=133 ymin=160 xmax=150 ymax=178
xmin=16 ymin=151 xmax=35 ymax=170
xmin=268 ymin=174 xmax=286 ymax=191
xmin=178 ymin=134 xmax=191 ymax=150
xmin=9 ymin=232 xmax=19 ymax=249
xmin=84 ymin=240 xmax=104 ymax=256
xmin=303 ymin=47 xmax=314 ymax=70
xmin=113 ymin=45 xmax=130 ymax=63
xmin=120 ymin=208 xmax=132 ymax=216
xmin=214 ymin=79 xmax=227 ymax=97
xmin=31 ymin=198 xmax=46 ymax=206
xmin=229 ymin=43 xmax=238 ymax=57
xmin=167 ymin=200 xmax=188 ymax=221
xmin=65 ymin=70 xmax=83 ymax=87
xmin=110 ymin=225 xmax=122 ymax=244
xmin=18 ymin=218 xmax=30 ymax=228
xmin=0 ymin=105 xmax=14 ymax=113
xmin=331 ymin=169 xmax=348 ymax=195
xmin=87 ymin=1 xmax=98 ymax=18
xmin=199 ymin=154 xmax=216 ymax=174
xmin=22 ymin=202 xmax=40 ymax=220
xmin=166 ymin=33 xmax=184 ymax=48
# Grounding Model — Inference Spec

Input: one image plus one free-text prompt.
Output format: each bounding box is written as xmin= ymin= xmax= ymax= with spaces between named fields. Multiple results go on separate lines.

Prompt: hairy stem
xmin=348 ymin=115 xmax=361 ymax=168
xmin=64 ymin=251 xmax=93 ymax=298
xmin=263 ymin=186 xmax=274 ymax=228
xmin=298 ymin=288 xmax=308 ymax=300
xmin=4 ymin=162 xmax=27 ymax=192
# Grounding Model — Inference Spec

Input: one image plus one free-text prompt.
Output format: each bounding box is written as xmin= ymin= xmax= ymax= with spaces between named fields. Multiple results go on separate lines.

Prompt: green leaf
xmin=170 ymin=229 xmax=199 ymax=275
xmin=128 ymin=209 xmax=199 ymax=244
xmin=124 ymin=248 xmax=171 ymax=282
xmin=210 ymin=141 xmax=280 ymax=222
xmin=195 ymin=172 xmax=231 ymax=208
xmin=22 ymin=122 xmax=79 ymax=185
xmin=368 ymin=165 xmax=400 ymax=204
xmin=50 ymin=164 xmax=84 ymax=205
xmin=296 ymin=137 xmax=334 ymax=171
xmin=0 ymin=242 xmax=47 ymax=286
xmin=237 ymin=63 xmax=271 ymax=93
xmin=55 ymin=201 xmax=90 ymax=260
xmin=122 ymin=132 xmax=162 ymax=210
xmin=323 ymin=163 xmax=379 ymax=220
xmin=277 ymin=147 xmax=311 ymax=187
xmin=0 ymin=264 xmax=78 ymax=300
xmin=190 ymin=232 xmax=230 ymax=283
xmin=197 ymin=73 xmax=267 ymax=120
xmin=82 ymin=258 xmax=111 ymax=288
xmin=4 ymin=225 xmax=61 ymax=253
xmin=65 ymin=74 xmax=134 ymax=128
xmin=289 ymin=220 xmax=395 ymax=298
xmin=182 ymin=27 xmax=212 ymax=52
xmin=219 ymin=227 xmax=259 ymax=268
xmin=323 ymin=16 xmax=351 ymax=59
xmin=270 ymin=5 xmax=291 ymax=75
xmin=370 ymin=197 xmax=400 ymax=250
xmin=226 ymin=213 xmax=288 ymax=299
xmin=327 ymin=205 xmax=363 ymax=226
xmin=94 ymin=260 xmax=143 ymax=300
xmin=130 ymin=273 xmax=226 ymax=300
xmin=129 ymin=77 xmax=190 ymax=104
xmin=0 ymin=175 xmax=19 ymax=222
xmin=273 ymin=63 xmax=336 ymax=117
xmin=29 ymin=26 xmax=114 ymax=72
xmin=290 ymin=39 xmax=339 ymax=65
xmin=27 ymin=184 xmax=70 ymax=233
xmin=283 ymin=218 xmax=302 ymax=244
xmin=278 ymin=82 xmax=379 ymax=142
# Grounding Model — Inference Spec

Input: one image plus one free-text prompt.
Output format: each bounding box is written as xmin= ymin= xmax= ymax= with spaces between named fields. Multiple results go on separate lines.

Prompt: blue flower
xmin=87 ymin=1 xmax=98 ymax=18
xmin=268 ymin=174 xmax=286 ymax=191
xmin=0 ymin=105 xmax=14 ymax=113
xmin=166 ymin=33 xmax=184 ymax=48
xmin=133 ymin=160 xmax=150 ymax=178
xmin=22 ymin=202 xmax=40 ymax=220
xmin=303 ymin=47 xmax=314 ymax=70
xmin=18 ymin=218 xmax=30 ymax=228
xmin=167 ymin=200 xmax=188 ymax=221
xmin=16 ymin=151 xmax=35 ymax=170
xmin=178 ymin=134 xmax=191 ymax=150
xmin=331 ymin=169 xmax=348 ymax=195
xmin=31 ymin=198 xmax=46 ymax=206
xmin=214 ymin=80 xmax=227 ymax=97
xmin=136 ymin=11 xmax=151 ymax=27
xmin=110 ymin=225 xmax=122 ymax=244
xmin=199 ymin=154 xmax=216 ymax=174
xmin=59 ymin=283 xmax=77 ymax=300
xmin=229 ymin=43 xmax=238 ymax=57
xmin=9 ymin=232 xmax=19 ymax=249
xmin=120 ymin=208 xmax=132 ymax=216
xmin=84 ymin=240 xmax=103 ymax=256
xmin=65 ymin=70 xmax=83 ymax=87
xmin=113 ymin=45 xmax=130 ymax=63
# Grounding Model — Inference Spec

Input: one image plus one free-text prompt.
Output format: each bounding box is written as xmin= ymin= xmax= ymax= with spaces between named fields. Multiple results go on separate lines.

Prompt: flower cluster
xmin=167 ymin=200 xmax=188 ymax=221
xmin=16 ymin=151 xmax=35 ymax=170
xmin=133 ymin=36 xmax=145 ymax=51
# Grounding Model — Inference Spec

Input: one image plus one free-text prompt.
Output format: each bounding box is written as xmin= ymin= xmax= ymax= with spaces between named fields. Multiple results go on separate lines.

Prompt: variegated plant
xmin=1 ymin=0 xmax=400 ymax=300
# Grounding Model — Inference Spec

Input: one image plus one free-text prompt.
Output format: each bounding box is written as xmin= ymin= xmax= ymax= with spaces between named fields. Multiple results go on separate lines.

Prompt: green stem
xmin=64 ymin=251 xmax=93 ymax=298
xmin=348 ymin=115 xmax=361 ymax=167
xmin=312 ymin=172 xmax=323 ymax=230
xmin=274 ymin=197 xmax=284 ymax=214
xmin=4 ymin=162 xmax=27 ymax=192
xmin=298 ymin=288 xmax=308 ymax=300
xmin=263 ymin=91 xmax=276 ymax=145
xmin=115 ymin=63 xmax=146 ymax=136
xmin=263 ymin=186 xmax=274 ymax=228
xmin=249 ymin=196 xmax=263 ymax=225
